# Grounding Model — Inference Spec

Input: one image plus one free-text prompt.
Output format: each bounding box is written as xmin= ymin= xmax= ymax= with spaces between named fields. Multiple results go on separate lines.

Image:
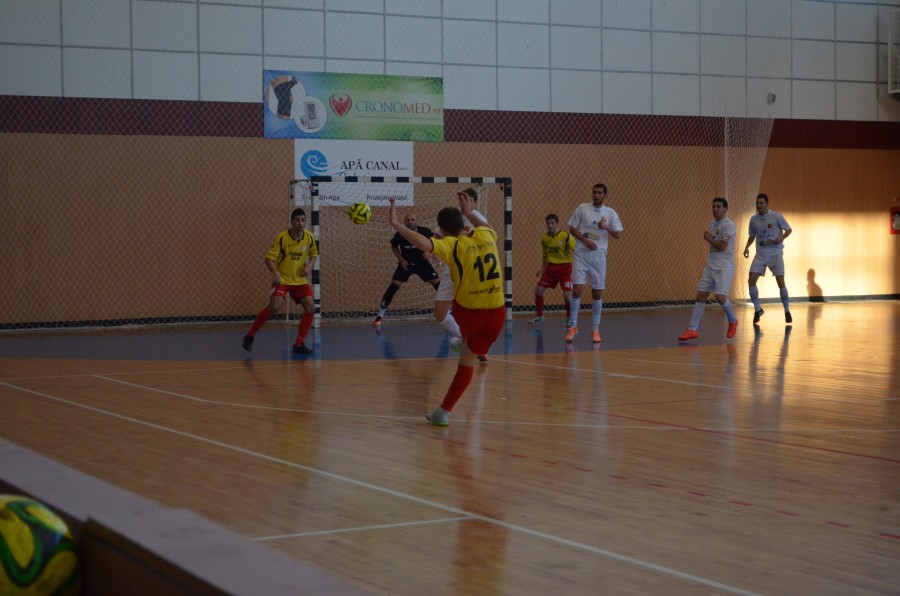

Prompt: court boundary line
xmin=0 ymin=379 xmax=758 ymax=596
xmin=93 ymin=375 xmax=899 ymax=433
xmin=255 ymin=516 xmax=472 ymax=541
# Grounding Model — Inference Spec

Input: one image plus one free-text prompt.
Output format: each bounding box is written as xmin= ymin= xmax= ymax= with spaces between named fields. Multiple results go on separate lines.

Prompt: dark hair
xmin=290 ymin=207 xmax=306 ymax=219
xmin=546 ymin=213 xmax=559 ymax=223
xmin=756 ymin=193 xmax=769 ymax=203
xmin=712 ymin=197 xmax=728 ymax=209
xmin=593 ymin=183 xmax=608 ymax=194
xmin=462 ymin=188 xmax=478 ymax=201
xmin=437 ymin=206 xmax=465 ymax=235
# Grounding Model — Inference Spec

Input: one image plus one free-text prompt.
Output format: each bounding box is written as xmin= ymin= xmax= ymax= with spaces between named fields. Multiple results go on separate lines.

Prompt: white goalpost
xmin=290 ymin=176 xmax=513 ymax=327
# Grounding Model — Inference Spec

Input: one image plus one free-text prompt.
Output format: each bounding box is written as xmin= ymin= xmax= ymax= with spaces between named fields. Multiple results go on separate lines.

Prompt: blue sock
xmin=592 ymin=299 xmax=603 ymax=327
xmin=749 ymin=286 xmax=760 ymax=311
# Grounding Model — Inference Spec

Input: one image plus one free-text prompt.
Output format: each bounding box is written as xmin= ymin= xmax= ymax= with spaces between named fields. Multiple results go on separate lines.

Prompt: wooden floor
xmin=1 ymin=301 xmax=898 ymax=595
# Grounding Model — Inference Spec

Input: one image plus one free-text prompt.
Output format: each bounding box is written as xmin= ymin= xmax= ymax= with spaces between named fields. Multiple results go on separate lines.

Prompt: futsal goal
xmin=290 ymin=177 xmax=512 ymax=327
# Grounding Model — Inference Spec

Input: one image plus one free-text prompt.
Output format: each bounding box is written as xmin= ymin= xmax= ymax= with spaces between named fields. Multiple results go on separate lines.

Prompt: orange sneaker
xmin=565 ymin=326 xmax=578 ymax=342
xmin=726 ymin=319 xmax=738 ymax=339
xmin=591 ymin=329 xmax=601 ymax=343
xmin=678 ymin=329 xmax=699 ymax=341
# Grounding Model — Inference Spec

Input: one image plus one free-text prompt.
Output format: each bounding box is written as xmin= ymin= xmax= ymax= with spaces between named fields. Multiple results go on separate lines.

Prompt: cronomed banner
xmin=265 ymin=71 xmax=443 ymax=141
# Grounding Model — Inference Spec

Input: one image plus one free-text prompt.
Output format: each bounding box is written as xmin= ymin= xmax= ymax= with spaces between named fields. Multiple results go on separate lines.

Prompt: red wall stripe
xmin=1 ymin=95 xmax=898 ymax=149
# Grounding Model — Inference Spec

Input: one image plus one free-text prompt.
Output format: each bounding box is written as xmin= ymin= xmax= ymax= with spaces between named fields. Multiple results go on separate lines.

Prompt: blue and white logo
xmin=299 ymin=150 xmax=328 ymax=179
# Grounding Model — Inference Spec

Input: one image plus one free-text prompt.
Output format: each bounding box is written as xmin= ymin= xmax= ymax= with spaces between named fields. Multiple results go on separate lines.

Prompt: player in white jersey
xmin=678 ymin=198 xmax=739 ymax=341
xmin=565 ymin=183 xmax=623 ymax=344
xmin=742 ymin=193 xmax=793 ymax=325
xmin=433 ymin=189 xmax=489 ymax=361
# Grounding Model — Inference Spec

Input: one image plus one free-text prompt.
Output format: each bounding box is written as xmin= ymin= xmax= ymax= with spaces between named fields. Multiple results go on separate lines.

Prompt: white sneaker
xmin=527 ymin=316 xmax=543 ymax=324
xmin=448 ymin=336 xmax=462 ymax=353
xmin=426 ymin=407 xmax=449 ymax=426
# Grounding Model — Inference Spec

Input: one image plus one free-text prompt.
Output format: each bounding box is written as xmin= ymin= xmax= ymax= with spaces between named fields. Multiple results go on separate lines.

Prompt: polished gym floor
xmin=1 ymin=301 xmax=898 ymax=594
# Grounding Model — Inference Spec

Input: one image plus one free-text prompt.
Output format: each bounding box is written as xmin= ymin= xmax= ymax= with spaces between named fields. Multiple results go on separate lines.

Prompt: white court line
xmin=497 ymin=358 xmax=736 ymax=391
xmin=96 ymin=375 xmax=900 ymax=433
xmin=0 ymin=380 xmax=758 ymax=596
xmin=499 ymin=358 xmax=899 ymax=405
xmin=255 ymin=516 xmax=471 ymax=541
xmin=91 ymin=375 xmax=676 ymax=429
xmin=0 ymin=356 xmax=439 ymax=383
xmin=627 ymin=358 xmax=735 ymax=368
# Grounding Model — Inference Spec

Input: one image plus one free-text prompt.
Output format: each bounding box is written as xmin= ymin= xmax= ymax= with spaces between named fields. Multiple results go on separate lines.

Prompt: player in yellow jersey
xmin=529 ymin=213 xmax=575 ymax=324
xmin=243 ymin=207 xmax=318 ymax=355
xmin=388 ymin=190 xmax=505 ymax=427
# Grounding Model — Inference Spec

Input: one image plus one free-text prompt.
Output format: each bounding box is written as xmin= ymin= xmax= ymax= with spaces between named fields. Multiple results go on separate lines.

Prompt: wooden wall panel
xmin=757 ymin=148 xmax=900 ymax=298
xmin=1 ymin=133 xmax=896 ymax=327
xmin=0 ymin=134 xmax=292 ymax=325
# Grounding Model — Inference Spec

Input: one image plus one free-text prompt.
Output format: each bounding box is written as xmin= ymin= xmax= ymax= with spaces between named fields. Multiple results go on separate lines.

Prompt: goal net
xmin=290 ymin=177 xmax=512 ymax=327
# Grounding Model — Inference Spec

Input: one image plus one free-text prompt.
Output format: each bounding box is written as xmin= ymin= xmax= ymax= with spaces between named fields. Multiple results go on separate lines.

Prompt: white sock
xmin=689 ymin=302 xmax=705 ymax=329
xmin=780 ymin=286 xmax=790 ymax=311
xmin=721 ymin=299 xmax=736 ymax=322
xmin=569 ymin=298 xmax=580 ymax=326
xmin=441 ymin=312 xmax=461 ymax=338
xmin=592 ymin=299 xmax=603 ymax=327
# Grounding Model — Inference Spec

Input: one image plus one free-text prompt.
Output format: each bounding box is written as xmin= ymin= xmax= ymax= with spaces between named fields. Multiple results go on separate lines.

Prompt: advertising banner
xmin=265 ymin=71 xmax=443 ymax=142
xmin=295 ymin=139 xmax=414 ymax=206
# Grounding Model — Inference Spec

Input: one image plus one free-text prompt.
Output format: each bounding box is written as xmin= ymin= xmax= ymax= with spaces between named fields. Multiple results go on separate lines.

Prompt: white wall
xmin=1 ymin=0 xmax=899 ymax=121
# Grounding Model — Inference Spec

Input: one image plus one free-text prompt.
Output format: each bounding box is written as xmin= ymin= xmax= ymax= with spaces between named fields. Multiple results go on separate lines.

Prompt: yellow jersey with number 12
xmin=431 ymin=227 xmax=504 ymax=309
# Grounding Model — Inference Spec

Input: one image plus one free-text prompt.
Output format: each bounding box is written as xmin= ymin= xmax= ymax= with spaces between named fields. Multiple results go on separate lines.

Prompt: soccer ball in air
xmin=0 ymin=495 xmax=81 ymax=595
xmin=348 ymin=202 xmax=372 ymax=225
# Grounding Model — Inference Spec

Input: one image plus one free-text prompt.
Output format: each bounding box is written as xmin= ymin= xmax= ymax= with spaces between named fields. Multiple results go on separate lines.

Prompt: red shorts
xmin=272 ymin=284 xmax=313 ymax=302
xmin=451 ymin=302 xmax=505 ymax=356
xmin=538 ymin=263 xmax=573 ymax=291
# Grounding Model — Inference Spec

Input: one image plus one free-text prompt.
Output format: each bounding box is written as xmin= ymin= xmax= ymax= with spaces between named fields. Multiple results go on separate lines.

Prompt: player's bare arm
xmin=391 ymin=245 xmax=407 ymax=270
xmin=304 ymin=256 xmax=316 ymax=279
xmin=568 ymin=225 xmax=598 ymax=251
xmin=458 ymin=191 xmax=487 ymax=228
xmin=704 ymin=231 xmax=729 ymax=251
xmin=266 ymin=258 xmax=281 ymax=285
xmin=389 ymin=197 xmax=434 ymax=253
xmin=743 ymin=235 xmax=756 ymax=258
xmin=773 ymin=228 xmax=792 ymax=245
xmin=598 ymin=217 xmax=622 ymax=239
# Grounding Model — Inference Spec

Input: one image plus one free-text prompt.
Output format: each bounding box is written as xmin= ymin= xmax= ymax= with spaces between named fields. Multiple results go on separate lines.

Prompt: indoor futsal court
xmin=1 ymin=300 xmax=898 ymax=594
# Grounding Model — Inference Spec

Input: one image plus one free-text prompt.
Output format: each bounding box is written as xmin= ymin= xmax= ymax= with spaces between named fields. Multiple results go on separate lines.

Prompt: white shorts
xmin=750 ymin=253 xmax=785 ymax=277
xmin=572 ymin=251 xmax=607 ymax=290
xmin=435 ymin=262 xmax=455 ymax=301
xmin=697 ymin=264 xmax=734 ymax=295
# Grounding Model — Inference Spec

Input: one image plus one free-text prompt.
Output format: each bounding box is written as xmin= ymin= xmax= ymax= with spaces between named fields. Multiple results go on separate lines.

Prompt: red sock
xmin=295 ymin=313 xmax=313 ymax=345
xmin=248 ymin=307 xmax=271 ymax=336
xmin=564 ymin=300 xmax=571 ymax=318
xmin=440 ymin=365 xmax=474 ymax=412
xmin=535 ymin=295 xmax=544 ymax=317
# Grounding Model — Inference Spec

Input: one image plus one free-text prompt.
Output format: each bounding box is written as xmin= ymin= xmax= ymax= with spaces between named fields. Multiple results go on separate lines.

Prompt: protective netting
xmin=290 ymin=178 xmax=510 ymax=325
xmin=0 ymin=95 xmax=773 ymax=331
xmin=421 ymin=113 xmax=774 ymax=313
